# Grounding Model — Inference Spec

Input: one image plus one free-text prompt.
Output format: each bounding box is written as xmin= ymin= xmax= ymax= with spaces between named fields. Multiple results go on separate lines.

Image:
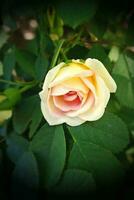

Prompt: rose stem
xmin=50 ymin=39 xmax=65 ymax=69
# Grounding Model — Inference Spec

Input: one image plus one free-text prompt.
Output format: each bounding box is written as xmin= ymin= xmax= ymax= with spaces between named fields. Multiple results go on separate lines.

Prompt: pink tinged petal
xmin=51 ymin=84 xmax=70 ymax=96
xmin=67 ymin=96 xmax=82 ymax=109
xmin=85 ymin=58 xmax=117 ymax=93
xmin=53 ymin=96 xmax=71 ymax=112
xmin=64 ymin=92 xmax=78 ymax=101
xmin=39 ymin=90 xmax=65 ymax=125
xmin=39 ymin=90 xmax=84 ymax=126
xmin=79 ymin=76 xmax=110 ymax=121
xmin=48 ymin=94 xmax=64 ymax=116
xmin=66 ymin=91 xmax=95 ymax=117
xmin=53 ymin=95 xmax=82 ymax=112
xmin=75 ymin=91 xmax=87 ymax=104
xmin=77 ymin=92 xmax=83 ymax=102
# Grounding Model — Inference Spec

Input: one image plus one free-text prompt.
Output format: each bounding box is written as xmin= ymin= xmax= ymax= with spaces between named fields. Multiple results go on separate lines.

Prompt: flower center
xmin=53 ymin=90 xmax=83 ymax=112
xmin=63 ymin=91 xmax=78 ymax=101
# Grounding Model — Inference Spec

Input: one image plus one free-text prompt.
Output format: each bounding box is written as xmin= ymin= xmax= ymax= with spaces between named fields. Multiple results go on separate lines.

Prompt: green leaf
xmin=0 ymin=98 xmax=12 ymax=110
xmin=125 ymin=16 xmax=134 ymax=46
xmin=29 ymin=100 xmax=42 ymax=139
xmin=30 ymin=124 xmax=66 ymax=188
xmin=112 ymin=53 xmax=134 ymax=109
xmin=103 ymin=29 xmax=126 ymax=46
xmin=4 ymin=88 xmax=21 ymax=106
xmin=113 ymin=75 xmax=134 ymax=109
xmin=89 ymin=15 xmax=107 ymax=39
xmin=123 ymin=52 xmax=134 ymax=78
xmin=13 ymin=95 xmax=41 ymax=134
xmin=12 ymin=151 xmax=39 ymax=189
xmin=54 ymin=169 xmax=96 ymax=195
xmin=106 ymin=96 xmax=121 ymax=114
xmin=112 ymin=53 xmax=130 ymax=78
xmin=0 ymin=150 xmax=6 ymax=199
xmin=0 ymin=88 xmax=21 ymax=110
xmin=118 ymin=107 xmax=134 ymax=134
xmin=34 ymin=55 xmax=48 ymax=81
xmin=0 ymin=150 xmax=3 ymax=172
xmin=3 ymin=15 xmax=17 ymax=30
xmin=68 ymin=112 xmax=129 ymax=154
xmin=68 ymin=143 xmax=124 ymax=187
xmin=0 ymin=31 xmax=9 ymax=49
xmin=25 ymin=38 xmax=38 ymax=55
xmin=3 ymin=48 xmax=15 ymax=81
xmin=56 ymin=0 xmax=96 ymax=28
xmin=67 ymin=45 xmax=89 ymax=60
xmin=0 ymin=62 xmax=3 ymax=76
xmin=15 ymin=48 xmax=36 ymax=78
xmin=6 ymin=133 xmax=29 ymax=163
xmin=67 ymin=112 xmax=129 ymax=187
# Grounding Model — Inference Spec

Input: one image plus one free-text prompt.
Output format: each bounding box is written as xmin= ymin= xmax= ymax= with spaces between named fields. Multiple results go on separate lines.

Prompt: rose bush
xmin=39 ymin=58 xmax=117 ymax=126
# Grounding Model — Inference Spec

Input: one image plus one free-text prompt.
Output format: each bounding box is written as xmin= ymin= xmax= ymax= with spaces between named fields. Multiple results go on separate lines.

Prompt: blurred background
xmin=0 ymin=0 xmax=134 ymax=199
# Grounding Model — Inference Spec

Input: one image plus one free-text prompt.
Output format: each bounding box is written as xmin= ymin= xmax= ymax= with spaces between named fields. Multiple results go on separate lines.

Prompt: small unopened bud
xmin=29 ymin=19 xmax=38 ymax=29
xmin=23 ymin=30 xmax=35 ymax=40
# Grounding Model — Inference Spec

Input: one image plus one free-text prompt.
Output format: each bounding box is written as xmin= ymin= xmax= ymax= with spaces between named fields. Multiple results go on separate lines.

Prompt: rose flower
xmin=39 ymin=59 xmax=117 ymax=126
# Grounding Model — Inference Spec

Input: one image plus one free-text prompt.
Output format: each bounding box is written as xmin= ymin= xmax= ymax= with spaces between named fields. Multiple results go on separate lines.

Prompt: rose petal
xmin=49 ymin=63 xmax=93 ymax=87
xmin=42 ymin=62 xmax=65 ymax=90
xmin=39 ymin=90 xmax=64 ymax=125
xmin=85 ymin=58 xmax=117 ymax=93
xmin=81 ymin=76 xmax=98 ymax=105
xmin=79 ymin=75 xmax=110 ymax=121
xmin=66 ymin=91 xmax=95 ymax=117
xmin=64 ymin=116 xmax=84 ymax=126
xmin=39 ymin=90 xmax=84 ymax=126
xmin=62 ymin=77 xmax=89 ymax=94
xmin=53 ymin=95 xmax=81 ymax=112
xmin=51 ymin=84 xmax=70 ymax=96
xmin=64 ymin=92 xmax=78 ymax=101
xmin=51 ymin=77 xmax=89 ymax=96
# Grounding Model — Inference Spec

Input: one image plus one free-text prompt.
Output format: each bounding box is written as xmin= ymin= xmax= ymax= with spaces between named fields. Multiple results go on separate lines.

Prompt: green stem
xmin=0 ymin=79 xmax=22 ymax=86
xmin=20 ymin=82 xmax=37 ymax=93
xmin=60 ymin=49 xmax=68 ymax=62
xmin=50 ymin=39 xmax=65 ymax=68
xmin=0 ymin=79 xmax=36 ymax=86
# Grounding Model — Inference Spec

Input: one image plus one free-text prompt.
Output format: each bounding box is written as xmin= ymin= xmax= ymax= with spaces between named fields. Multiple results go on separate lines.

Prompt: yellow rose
xmin=39 ymin=59 xmax=117 ymax=126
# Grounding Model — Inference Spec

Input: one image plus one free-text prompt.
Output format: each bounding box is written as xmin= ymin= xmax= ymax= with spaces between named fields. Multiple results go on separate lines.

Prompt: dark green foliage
xmin=0 ymin=0 xmax=134 ymax=198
